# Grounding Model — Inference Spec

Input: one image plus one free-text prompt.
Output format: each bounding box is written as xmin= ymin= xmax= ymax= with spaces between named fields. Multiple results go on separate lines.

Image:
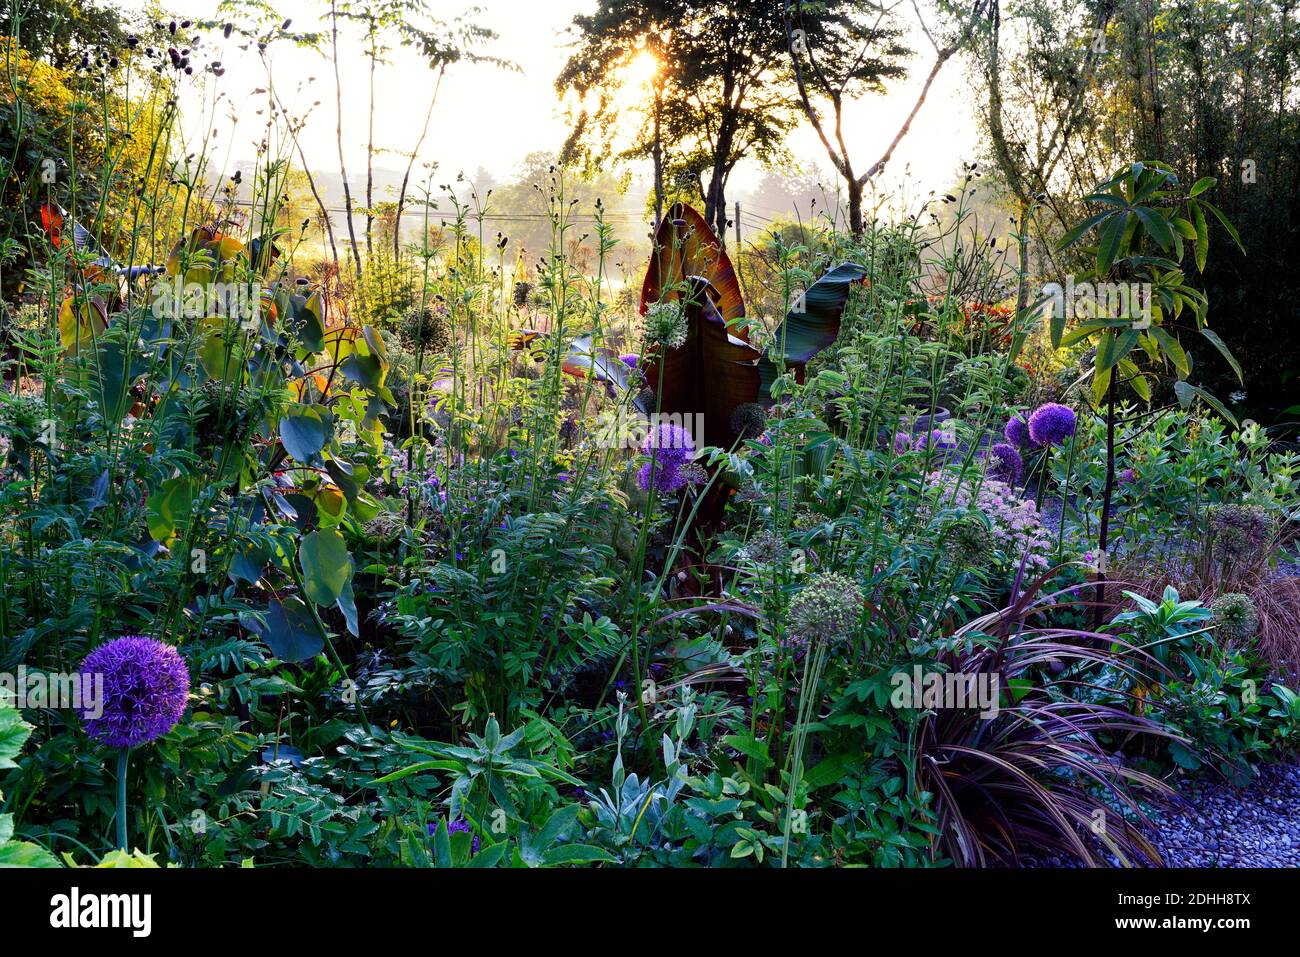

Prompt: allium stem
xmin=115 ymin=748 xmax=130 ymax=852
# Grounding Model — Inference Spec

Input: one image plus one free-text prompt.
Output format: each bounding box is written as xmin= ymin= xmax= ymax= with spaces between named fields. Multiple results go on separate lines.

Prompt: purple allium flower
xmin=892 ymin=432 xmax=912 ymax=454
xmin=1004 ymin=413 xmax=1030 ymax=448
xmin=1027 ymin=402 xmax=1077 ymax=447
xmin=913 ymin=429 xmax=956 ymax=454
xmin=619 ymin=354 xmax=639 ymax=370
xmin=1118 ymin=467 xmax=1136 ymax=485
xmin=80 ymin=636 xmax=190 ymax=748
xmin=636 ymin=422 xmax=695 ymax=493
xmin=430 ymin=819 xmax=480 ymax=853
xmin=987 ymin=442 xmax=1024 ymax=484
xmin=637 ymin=459 xmax=688 ymax=493
xmin=643 ymin=422 xmax=694 ymax=466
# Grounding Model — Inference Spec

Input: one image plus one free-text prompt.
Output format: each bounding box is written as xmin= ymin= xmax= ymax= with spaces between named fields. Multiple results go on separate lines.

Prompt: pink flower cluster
xmin=927 ymin=473 xmax=1053 ymax=571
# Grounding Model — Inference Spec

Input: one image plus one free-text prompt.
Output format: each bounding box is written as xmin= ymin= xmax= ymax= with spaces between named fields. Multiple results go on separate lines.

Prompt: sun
xmin=621 ymin=48 xmax=660 ymax=91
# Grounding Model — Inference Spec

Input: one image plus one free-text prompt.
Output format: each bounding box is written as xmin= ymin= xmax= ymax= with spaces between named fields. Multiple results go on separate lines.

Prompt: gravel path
xmin=1149 ymin=763 xmax=1300 ymax=867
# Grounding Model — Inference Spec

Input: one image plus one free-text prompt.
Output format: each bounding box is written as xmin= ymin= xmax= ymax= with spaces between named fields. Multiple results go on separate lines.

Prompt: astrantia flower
xmin=643 ymin=301 xmax=687 ymax=350
xmin=1210 ymin=592 xmax=1259 ymax=642
xmin=1004 ymin=413 xmax=1030 ymax=448
xmin=80 ymin=636 xmax=190 ymax=748
xmin=926 ymin=473 xmax=1053 ymax=572
xmin=987 ymin=442 xmax=1024 ymax=484
xmin=1027 ymin=402 xmax=1077 ymax=447
xmin=788 ymin=573 xmax=863 ymax=646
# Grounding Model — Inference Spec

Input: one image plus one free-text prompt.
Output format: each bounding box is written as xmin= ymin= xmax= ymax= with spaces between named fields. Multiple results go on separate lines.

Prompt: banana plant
xmin=1055 ymin=161 xmax=1243 ymax=624
xmin=639 ymin=203 xmax=867 ymax=448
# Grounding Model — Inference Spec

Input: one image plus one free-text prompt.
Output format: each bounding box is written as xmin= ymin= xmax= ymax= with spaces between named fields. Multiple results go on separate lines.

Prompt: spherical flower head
xmin=1210 ymin=592 xmax=1259 ymax=642
xmin=1118 ymin=467 xmax=1137 ymax=485
xmin=1208 ymin=504 xmax=1276 ymax=562
xmin=619 ymin=354 xmax=639 ymax=370
xmin=636 ymin=459 xmax=688 ymax=494
xmin=643 ymin=301 xmax=687 ymax=350
xmin=987 ymin=442 xmax=1024 ymax=484
xmin=913 ymin=429 xmax=956 ymax=454
xmin=891 ymin=432 xmax=912 ymax=455
xmin=944 ymin=514 xmax=994 ymax=565
xmin=788 ymin=573 xmax=863 ymax=646
xmin=1004 ymin=413 xmax=1030 ymax=448
xmin=80 ymin=636 xmax=190 ymax=748
xmin=730 ymin=403 xmax=769 ymax=441
xmin=1027 ymin=402 xmax=1077 ymax=447
xmin=643 ymin=421 xmax=695 ymax=468
xmin=740 ymin=529 xmax=788 ymax=566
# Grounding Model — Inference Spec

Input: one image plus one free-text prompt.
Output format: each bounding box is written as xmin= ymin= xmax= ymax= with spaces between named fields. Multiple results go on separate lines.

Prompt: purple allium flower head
xmin=430 ymin=819 xmax=480 ymax=853
xmin=987 ymin=442 xmax=1024 ymax=484
xmin=637 ymin=421 xmax=695 ymax=493
xmin=637 ymin=459 xmax=688 ymax=493
xmin=619 ymin=354 xmax=639 ymax=370
xmin=80 ymin=636 xmax=189 ymax=748
xmin=891 ymin=432 xmax=912 ymax=454
xmin=1027 ymin=402 xmax=1077 ymax=447
xmin=913 ymin=429 xmax=957 ymax=454
xmin=1004 ymin=413 xmax=1030 ymax=448
xmin=1118 ymin=467 xmax=1137 ymax=485
xmin=643 ymin=421 xmax=694 ymax=466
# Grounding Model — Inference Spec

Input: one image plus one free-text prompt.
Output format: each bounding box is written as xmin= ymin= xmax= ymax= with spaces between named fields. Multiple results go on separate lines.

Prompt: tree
xmin=560 ymin=1 xmax=812 ymax=246
xmin=1053 ymin=162 xmax=1241 ymax=624
xmin=391 ymin=14 xmax=511 ymax=259
xmin=784 ymin=0 xmax=990 ymax=233
xmin=0 ymin=0 xmax=123 ymax=70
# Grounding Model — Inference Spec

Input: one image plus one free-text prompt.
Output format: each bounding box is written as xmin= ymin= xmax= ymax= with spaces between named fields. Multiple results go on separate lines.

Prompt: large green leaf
xmin=257 ymin=597 xmax=324 ymax=663
xmin=299 ymin=527 xmax=354 ymax=606
xmin=146 ymin=477 xmax=193 ymax=543
xmin=280 ymin=403 xmax=332 ymax=464
xmin=758 ymin=261 xmax=869 ymax=388
xmin=0 ymin=706 xmax=32 ymax=769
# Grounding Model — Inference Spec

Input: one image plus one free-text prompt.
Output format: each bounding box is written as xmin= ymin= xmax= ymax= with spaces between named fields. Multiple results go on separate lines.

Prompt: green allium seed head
xmin=1210 ymin=592 xmax=1259 ymax=642
xmin=788 ymin=573 xmax=863 ymax=646
xmin=944 ymin=514 xmax=994 ymax=565
xmin=730 ymin=402 xmax=769 ymax=440
xmin=1208 ymin=504 xmax=1276 ymax=562
xmin=0 ymin=391 xmax=45 ymax=440
xmin=643 ymin=301 xmax=687 ymax=350
xmin=740 ymin=529 xmax=788 ymax=566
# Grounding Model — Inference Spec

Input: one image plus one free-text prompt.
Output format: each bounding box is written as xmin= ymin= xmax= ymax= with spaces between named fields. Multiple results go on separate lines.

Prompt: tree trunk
xmin=704 ymin=127 xmax=734 ymax=248
xmin=365 ymin=18 xmax=377 ymax=256
xmin=394 ymin=65 xmax=445 ymax=260
xmin=331 ymin=1 xmax=363 ymax=277
xmin=847 ymin=177 xmax=864 ymax=234
xmin=652 ymin=82 xmax=664 ymax=229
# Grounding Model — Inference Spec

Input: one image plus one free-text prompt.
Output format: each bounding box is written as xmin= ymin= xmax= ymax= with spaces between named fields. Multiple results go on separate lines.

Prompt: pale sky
xmin=134 ymin=0 xmax=980 ymax=208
